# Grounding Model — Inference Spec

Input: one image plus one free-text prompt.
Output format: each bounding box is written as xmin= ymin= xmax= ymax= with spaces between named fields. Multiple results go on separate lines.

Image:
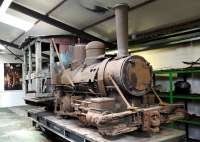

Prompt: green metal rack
xmin=176 ymin=119 xmax=200 ymax=126
xmin=154 ymin=67 xmax=200 ymax=103
xmin=158 ymin=93 xmax=200 ymax=100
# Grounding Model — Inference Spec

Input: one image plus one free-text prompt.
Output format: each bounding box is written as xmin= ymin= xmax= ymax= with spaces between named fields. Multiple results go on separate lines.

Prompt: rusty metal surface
xmin=114 ymin=4 xmax=129 ymax=57
xmin=53 ymin=87 xmax=184 ymax=136
xmin=61 ymin=64 xmax=100 ymax=84
xmin=29 ymin=108 xmax=186 ymax=142
xmin=85 ymin=41 xmax=105 ymax=65
xmin=85 ymin=41 xmax=105 ymax=58
xmin=104 ymin=56 xmax=152 ymax=96
xmin=122 ymin=55 xmax=152 ymax=92
xmin=52 ymin=53 xmax=184 ymax=136
xmin=87 ymin=97 xmax=115 ymax=110
xmin=97 ymin=58 xmax=110 ymax=96
xmin=72 ymin=44 xmax=86 ymax=68
xmin=142 ymin=108 xmax=160 ymax=133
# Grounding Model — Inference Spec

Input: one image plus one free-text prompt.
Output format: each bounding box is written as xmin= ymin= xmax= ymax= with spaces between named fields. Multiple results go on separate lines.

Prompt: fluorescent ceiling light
xmin=0 ymin=44 xmax=5 ymax=50
xmin=0 ymin=0 xmax=34 ymax=31
xmin=0 ymin=13 xmax=34 ymax=31
xmin=0 ymin=0 xmax=13 ymax=13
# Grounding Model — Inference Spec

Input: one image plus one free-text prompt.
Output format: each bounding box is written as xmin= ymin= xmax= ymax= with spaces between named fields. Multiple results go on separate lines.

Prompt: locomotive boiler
xmin=52 ymin=4 xmax=184 ymax=136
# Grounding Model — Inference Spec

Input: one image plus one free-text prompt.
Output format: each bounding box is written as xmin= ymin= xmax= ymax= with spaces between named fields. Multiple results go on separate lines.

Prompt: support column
xmin=35 ymin=40 xmax=42 ymax=96
xmin=23 ymin=48 xmax=27 ymax=93
xmin=50 ymin=42 xmax=54 ymax=91
xmin=28 ymin=45 xmax=32 ymax=90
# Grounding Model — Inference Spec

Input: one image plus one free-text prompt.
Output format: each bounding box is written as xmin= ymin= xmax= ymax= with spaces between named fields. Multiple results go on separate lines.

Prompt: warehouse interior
xmin=0 ymin=0 xmax=200 ymax=142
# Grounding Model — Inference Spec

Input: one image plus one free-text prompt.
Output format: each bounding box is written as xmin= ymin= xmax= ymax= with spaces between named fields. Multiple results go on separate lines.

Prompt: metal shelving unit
xmin=154 ymin=67 xmax=200 ymax=141
xmin=154 ymin=67 xmax=200 ymax=103
xmin=177 ymin=119 xmax=200 ymax=126
xmin=157 ymin=93 xmax=200 ymax=100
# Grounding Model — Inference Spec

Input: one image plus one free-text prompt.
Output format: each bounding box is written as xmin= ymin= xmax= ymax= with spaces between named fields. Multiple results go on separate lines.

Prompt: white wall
xmin=134 ymin=42 xmax=200 ymax=70
xmin=134 ymin=42 xmax=200 ymax=94
xmin=0 ymin=50 xmax=25 ymax=107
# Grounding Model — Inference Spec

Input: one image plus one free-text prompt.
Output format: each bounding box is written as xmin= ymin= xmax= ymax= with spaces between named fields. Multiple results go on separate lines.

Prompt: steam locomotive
xmin=52 ymin=4 xmax=184 ymax=136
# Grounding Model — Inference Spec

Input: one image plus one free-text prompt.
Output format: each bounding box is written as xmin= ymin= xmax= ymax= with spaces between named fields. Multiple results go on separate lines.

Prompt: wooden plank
xmin=24 ymin=96 xmax=54 ymax=106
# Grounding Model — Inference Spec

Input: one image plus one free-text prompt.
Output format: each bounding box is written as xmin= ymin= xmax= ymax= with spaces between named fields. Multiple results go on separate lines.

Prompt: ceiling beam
xmin=130 ymin=17 xmax=200 ymax=44
xmin=0 ymin=0 xmax=3 ymax=7
xmin=0 ymin=38 xmax=50 ymax=60
xmin=82 ymin=0 xmax=157 ymax=30
xmin=0 ymin=39 xmax=19 ymax=48
xmin=0 ymin=38 xmax=23 ymax=61
xmin=11 ymin=0 xmax=67 ymax=44
xmin=8 ymin=1 xmax=115 ymax=48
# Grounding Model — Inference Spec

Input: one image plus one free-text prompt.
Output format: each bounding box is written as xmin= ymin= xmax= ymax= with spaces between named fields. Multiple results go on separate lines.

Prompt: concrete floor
xmin=0 ymin=105 xmax=65 ymax=142
xmin=0 ymin=105 xmax=188 ymax=142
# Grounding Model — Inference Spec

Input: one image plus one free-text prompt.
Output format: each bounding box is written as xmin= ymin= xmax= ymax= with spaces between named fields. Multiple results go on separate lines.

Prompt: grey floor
xmin=0 ymin=105 xmax=65 ymax=142
xmin=0 ymin=105 xmax=188 ymax=142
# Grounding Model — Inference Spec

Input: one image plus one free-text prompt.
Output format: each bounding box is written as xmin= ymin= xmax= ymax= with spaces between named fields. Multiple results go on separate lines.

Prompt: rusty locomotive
xmin=51 ymin=4 xmax=184 ymax=136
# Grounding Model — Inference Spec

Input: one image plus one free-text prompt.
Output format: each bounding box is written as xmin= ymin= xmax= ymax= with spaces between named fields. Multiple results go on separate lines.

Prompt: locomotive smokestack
xmin=114 ymin=3 xmax=129 ymax=57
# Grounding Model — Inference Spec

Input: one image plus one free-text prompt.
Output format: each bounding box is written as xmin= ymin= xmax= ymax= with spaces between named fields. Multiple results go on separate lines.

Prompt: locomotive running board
xmin=28 ymin=108 xmax=185 ymax=142
xmin=24 ymin=95 xmax=55 ymax=106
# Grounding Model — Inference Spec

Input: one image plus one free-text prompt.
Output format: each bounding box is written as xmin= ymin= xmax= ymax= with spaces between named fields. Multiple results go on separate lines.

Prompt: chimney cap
xmin=113 ymin=3 xmax=129 ymax=9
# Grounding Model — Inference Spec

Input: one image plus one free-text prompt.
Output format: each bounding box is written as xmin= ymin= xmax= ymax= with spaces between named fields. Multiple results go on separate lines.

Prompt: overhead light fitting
xmin=0 ymin=0 xmax=34 ymax=31
xmin=0 ymin=44 xmax=5 ymax=50
xmin=0 ymin=0 xmax=13 ymax=13
xmin=0 ymin=13 xmax=34 ymax=31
